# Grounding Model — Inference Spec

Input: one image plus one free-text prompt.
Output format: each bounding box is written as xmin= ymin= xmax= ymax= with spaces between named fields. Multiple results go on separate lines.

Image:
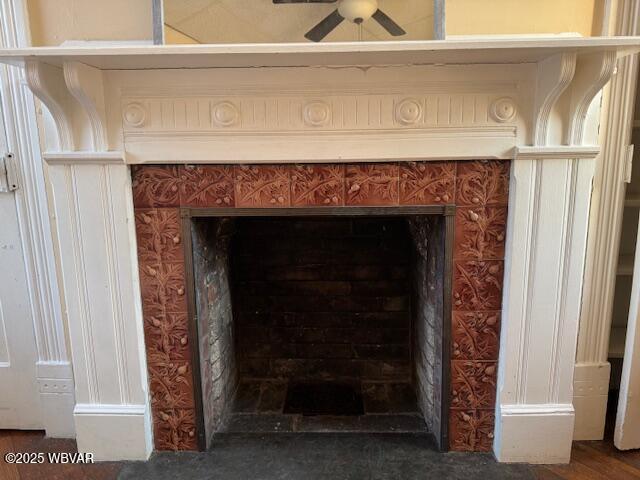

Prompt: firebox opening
xmin=191 ymin=214 xmax=446 ymax=448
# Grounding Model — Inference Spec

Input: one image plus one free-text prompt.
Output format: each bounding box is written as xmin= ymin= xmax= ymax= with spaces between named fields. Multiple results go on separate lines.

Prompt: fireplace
xmin=132 ymin=161 xmax=508 ymax=452
xmin=7 ymin=37 xmax=632 ymax=462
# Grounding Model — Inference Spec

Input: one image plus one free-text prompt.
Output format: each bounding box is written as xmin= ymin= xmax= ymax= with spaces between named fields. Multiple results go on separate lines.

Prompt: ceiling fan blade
xmin=273 ymin=0 xmax=337 ymax=3
xmin=371 ymin=9 xmax=406 ymax=36
xmin=305 ymin=9 xmax=344 ymax=42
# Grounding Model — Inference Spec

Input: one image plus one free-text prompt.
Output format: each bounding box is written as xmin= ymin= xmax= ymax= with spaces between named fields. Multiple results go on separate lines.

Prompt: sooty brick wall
xmin=409 ymin=216 xmax=445 ymax=442
xmin=192 ymin=218 xmax=237 ymax=447
xmin=232 ymin=217 xmax=413 ymax=383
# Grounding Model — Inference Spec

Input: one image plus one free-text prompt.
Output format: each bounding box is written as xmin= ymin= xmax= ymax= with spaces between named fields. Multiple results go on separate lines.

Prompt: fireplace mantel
xmin=1 ymin=37 xmax=639 ymax=164
xmin=1 ymin=37 xmax=639 ymax=463
xmin=1 ymin=37 xmax=639 ymax=69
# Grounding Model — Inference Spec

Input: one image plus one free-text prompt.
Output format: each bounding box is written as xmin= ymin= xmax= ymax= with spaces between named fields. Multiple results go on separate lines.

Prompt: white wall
xmin=27 ymin=0 xmax=153 ymax=46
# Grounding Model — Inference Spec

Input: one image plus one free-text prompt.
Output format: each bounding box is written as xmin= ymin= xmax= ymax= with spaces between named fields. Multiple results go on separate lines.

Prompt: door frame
xmin=0 ymin=0 xmax=74 ymax=436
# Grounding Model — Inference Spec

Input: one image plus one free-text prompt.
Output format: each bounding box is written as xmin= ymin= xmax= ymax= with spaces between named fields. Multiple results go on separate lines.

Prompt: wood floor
xmin=0 ymin=430 xmax=121 ymax=480
xmin=535 ymin=440 xmax=640 ymax=479
xmin=1 ymin=428 xmax=639 ymax=479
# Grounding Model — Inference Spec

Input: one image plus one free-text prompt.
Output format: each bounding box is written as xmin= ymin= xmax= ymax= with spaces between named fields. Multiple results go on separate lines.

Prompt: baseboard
xmin=74 ymin=403 xmax=153 ymax=461
xmin=36 ymin=361 xmax=75 ymax=438
xmin=494 ymin=403 xmax=575 ymax=464
xmin=573 ymin=362 xmax=610 ymax=440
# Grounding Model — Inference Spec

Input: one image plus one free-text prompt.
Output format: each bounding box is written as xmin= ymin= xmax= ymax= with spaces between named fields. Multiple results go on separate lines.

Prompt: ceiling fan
xmin=273 ymin=0 xmax=406 ymax=42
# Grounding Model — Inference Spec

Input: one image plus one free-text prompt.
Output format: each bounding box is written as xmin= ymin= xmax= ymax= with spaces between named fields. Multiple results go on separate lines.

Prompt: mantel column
xmin=46 ymin=155 xmax=153 ymax=461
xmin=495 ymin=150 xmax=598 ymax=463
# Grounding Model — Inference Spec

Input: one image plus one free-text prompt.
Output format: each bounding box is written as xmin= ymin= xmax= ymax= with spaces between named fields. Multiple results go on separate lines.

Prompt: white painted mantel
xmin=1 ymin=38 xmax=639 ymax=463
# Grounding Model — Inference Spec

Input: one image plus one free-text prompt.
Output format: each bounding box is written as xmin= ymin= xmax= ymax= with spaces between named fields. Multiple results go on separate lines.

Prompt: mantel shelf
xmin=0 ymin=37 xmax=639 ymax=70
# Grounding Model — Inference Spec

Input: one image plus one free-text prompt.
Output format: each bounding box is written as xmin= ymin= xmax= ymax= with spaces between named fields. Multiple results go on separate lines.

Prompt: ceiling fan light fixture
xmin=275 ymin=0 xmax=405 ymax=42
xmin=337 ymin=0 xmax=378 ymax=24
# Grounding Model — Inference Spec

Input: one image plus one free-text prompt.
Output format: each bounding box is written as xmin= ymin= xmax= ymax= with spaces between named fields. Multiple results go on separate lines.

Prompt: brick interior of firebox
xmin=193 ymin=215 xmax=441 ymax=438
xmin=227 ymin=217 xmax=422 ymax=432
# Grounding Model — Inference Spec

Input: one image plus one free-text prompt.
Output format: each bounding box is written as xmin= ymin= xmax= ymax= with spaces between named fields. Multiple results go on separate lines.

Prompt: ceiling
xmin=163 ymin=0 xmax=435 ymax=44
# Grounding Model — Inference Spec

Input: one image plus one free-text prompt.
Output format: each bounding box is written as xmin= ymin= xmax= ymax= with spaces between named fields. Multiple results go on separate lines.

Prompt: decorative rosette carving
xmin=490 ymin=97 xmax=517 ymax=123
xmin=212 ymin=101 xmax=240 ymax=127
xmin=303 ymin=101 xmax=331 ymax=127
xmin=395 ymin=98 xmax=423 ymax=125
xmin=123 ymin=102 xmax=147 ymax=128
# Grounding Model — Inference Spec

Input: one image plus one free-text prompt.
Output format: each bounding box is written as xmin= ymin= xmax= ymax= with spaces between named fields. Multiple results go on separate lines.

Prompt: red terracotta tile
xmin=143 ymin=311 xmax=190 ymax=361
xmin=456 ymin=160 xmax=510 ymax=206
xmin=449 ymin=409 xmax=495 ymax=452
xmin=453 ymin=260 xmax=503 ymax=311
xmin=131 ymin=165 xmax=182 ymax=208
xmin=135 ymin=208 xmax=184 ymax=264
xmin=454 ymin=207 xmax=507 ymax=260
xmin=141 ymin=296 xmax=165 ymax=324
xmin=291 ymin=164 xmax=345 ymax=206
xmin=139 ymin=261 xmax=188 ymax=314
xmin=148 ymin=352 xmax=195 ymax=410
xmin=345 ymin=163 xmax=399 ymax=206
xmin=130 ymin=160 xmax=507 ymax=453
xmin=180 ymin=165 xmax=235 ymax=207
xmin=399 ymin=161 xmax=456 ymax=205
xmin=234 ymin=165 xmax=291 ymax=208
xmin=450 ymin=360 xmax=497 ymax=409
xmin=152 ymin=408 xmax=198 ymax=451
xmin=452 ymin=311 xmax=500 ymax=361
xmin=449 ymin=409 xmax=476 ymax=452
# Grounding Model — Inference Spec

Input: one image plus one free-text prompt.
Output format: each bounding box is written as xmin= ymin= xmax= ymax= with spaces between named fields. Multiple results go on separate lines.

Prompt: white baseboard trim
xmin=573 ymin=362 xmax=611 ymax=440
xmin=494 ymin=403 xmax=575 ymax=464
xmin=74 ymin=403 xmax=152 ymax=461
xmin=36 ymin=361 xmax=75 ymax=438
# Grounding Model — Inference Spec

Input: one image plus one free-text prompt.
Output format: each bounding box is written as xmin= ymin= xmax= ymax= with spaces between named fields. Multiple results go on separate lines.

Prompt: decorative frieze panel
xmin=121 ymin=93 xmax=517 ymax=134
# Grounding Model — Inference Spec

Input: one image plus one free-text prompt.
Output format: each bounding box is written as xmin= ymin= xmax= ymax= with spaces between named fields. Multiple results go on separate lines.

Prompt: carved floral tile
xmin=152 ymin=408 xmax=198 ymax=451
xmin=131 ymin=161 xmax=507 ymax=452
xmin=449 ymin=409 xmax=495 ymax=452
xmin=179 ymin=165 xmax=235 ymax=207
xmin=450 ymin=360 xmax=497 ymax=409
xmin=399 ymin=161 xmax=456 ymax=205
xmin=454 ymin=207 xmax=507 ymax=260
xmin=290 ymin=164 xmax=345 ymax=206
xmin=456 ymin=160 xmax=510 ymax=207
xmin=345 ymin=164 xmax=399 ymax=206
xmin=143 ymin=311 xmax=190 ymax=361
xmin=139 ymin=261 xmax=188 ymax=314
xmin=135 ymin=209 xmax=184 ymax=264
xmin=452 ymin=311 xmax=500 ymax=361
xmin=234 ymin=165 xmax=291 ymax=208
xmin=453 ymin=260 xmax=503 ymax=311
xmin=148 ymin=351 xmax=195 ymax=410
xmin=131 ymin=165 xmax=182 ymax=208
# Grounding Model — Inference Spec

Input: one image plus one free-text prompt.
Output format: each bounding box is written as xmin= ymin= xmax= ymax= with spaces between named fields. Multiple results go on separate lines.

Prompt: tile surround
xmin=132 ymin=160 xmax=510 ymax=452
xmin=180 ymin=165 xmax=235 ymax=207
xmin=345 ymin=164 xmax=400 ymax=206
xmin=291 ymin=164 xmax=345 ymax=207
